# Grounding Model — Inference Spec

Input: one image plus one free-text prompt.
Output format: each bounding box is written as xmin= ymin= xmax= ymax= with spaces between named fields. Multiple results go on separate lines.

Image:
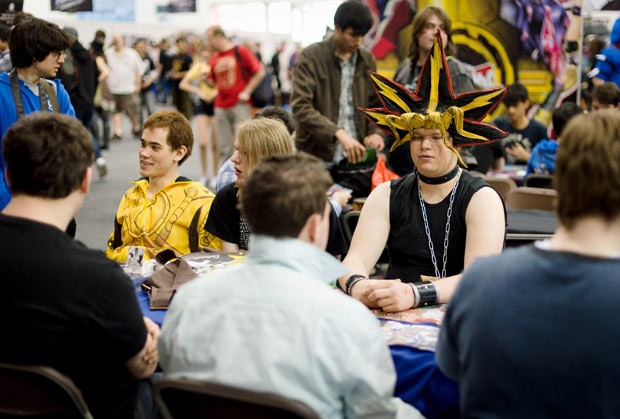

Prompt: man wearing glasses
xmin=0 ymin=17 xmax=75 ymax=211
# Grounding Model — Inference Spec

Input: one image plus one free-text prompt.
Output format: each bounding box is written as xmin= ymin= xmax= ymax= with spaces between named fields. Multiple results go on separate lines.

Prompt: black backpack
xmin=234 ymin=46 xmax=274 ymax=108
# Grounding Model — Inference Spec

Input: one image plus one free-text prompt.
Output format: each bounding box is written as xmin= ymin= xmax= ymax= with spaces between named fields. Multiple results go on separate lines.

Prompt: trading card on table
xmin=126 ymin=246 xmax=145 ymax=274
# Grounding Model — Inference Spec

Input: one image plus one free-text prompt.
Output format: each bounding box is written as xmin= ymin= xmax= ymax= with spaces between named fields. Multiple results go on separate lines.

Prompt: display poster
xmin=51 ymin=0 xmax=93 ymax=13
xmin=366 ymin=0 xmax=618 ymax=122
xmin=76 ymin=0 xmax=135 ymax=22
xmin=0 ymin=0 xmax=23 ymax=25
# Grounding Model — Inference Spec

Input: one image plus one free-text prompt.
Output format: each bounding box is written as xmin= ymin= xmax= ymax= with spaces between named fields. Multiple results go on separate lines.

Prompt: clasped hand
xmin=142 ymin=317 xmax=160 ymax=365
xmin=350 ymin=278 xmax=414 ymax=312
xmin=506 ymin=142 xmax=530 ymax=162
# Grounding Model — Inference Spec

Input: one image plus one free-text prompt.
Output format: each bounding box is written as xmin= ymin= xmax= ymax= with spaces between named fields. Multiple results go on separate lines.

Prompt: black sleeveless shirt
xmin=386 ymin=170 xmax=487 ymax=282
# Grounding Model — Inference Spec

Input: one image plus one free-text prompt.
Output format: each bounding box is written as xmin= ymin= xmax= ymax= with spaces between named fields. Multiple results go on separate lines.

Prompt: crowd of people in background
xmin=1 ymin=1 xmax=620 ymax=418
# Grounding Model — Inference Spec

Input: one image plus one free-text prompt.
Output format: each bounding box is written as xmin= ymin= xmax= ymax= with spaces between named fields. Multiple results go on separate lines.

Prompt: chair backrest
xmin=341 ymin=210 xmax=390 ymax=264
xmin=154 ymin=378 xmax=321 ymax=419
xmin=481 ymin=175 xmax=517 ymax=202
xmin=0 ymin=363 xmax=93 ymax=418
xmin=524 ymin=173 xmax=554 ymax=189
xmin=341 ymin=210 xmax=361 ymax=246
xmin=505 ymin=187 xmax=557 ymax=211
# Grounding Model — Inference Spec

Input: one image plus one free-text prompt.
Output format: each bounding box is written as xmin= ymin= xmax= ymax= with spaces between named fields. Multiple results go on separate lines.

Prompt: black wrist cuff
xmin=413 ymin=281 xmax=438 ymax=307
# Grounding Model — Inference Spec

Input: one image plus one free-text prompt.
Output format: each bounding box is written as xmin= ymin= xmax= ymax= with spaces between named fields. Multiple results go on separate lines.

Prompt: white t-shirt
xmin=105 ymin=47 xmax=142 ymax=95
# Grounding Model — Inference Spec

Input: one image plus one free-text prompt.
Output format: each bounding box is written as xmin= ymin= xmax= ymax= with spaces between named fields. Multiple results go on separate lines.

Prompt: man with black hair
xmin=292 ymin=0 xmax=385 ymax=197
xmin=492 ymin=82 xmax=548 ymax=164
xmin=0 ymin=17 xmax=74 ymax=210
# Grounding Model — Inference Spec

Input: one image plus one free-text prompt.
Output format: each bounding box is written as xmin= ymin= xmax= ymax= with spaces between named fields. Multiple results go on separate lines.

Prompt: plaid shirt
xmin=0 ymin=50 xmax=11 ymax=73
xmin=334 ymin=51 xmax=359 ymax=163
xmin=215 ymin=158 xmax=237 ymax=193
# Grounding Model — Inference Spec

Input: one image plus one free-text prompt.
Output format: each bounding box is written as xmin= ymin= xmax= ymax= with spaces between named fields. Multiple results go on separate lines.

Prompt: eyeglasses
xmin=50 ymin=51 xmax=67 ymax=61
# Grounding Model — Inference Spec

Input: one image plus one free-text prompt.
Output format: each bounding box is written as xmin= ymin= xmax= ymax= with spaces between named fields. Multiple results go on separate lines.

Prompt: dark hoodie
xmin=60 ymin=39 xmax=98 ymax=111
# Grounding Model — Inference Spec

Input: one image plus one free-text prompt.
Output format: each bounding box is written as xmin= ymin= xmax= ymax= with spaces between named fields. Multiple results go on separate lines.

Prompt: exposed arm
xmin=335 ymin=128 xmax=367 ymax=163
xmin=341 ymin=182 xmax=391 ymax=280
xmin=142 ymin=68 xmax=157 ymax=89
xmin=95 ymin=56 xmax=109 ymax=82
xmin=340 ymin=183 xmax=391 ymax=306
xmin=125 ymin=317 xmax=159 ymax=379
xmin=506 ymin=142 xmax=531 ymax=162
xmin=179 ymin=63 xmax=207 ymax=100
xmin=238 ymin=66 xmax=266 ymax=102
xmin=366 ymin=185 xmax=505 ymax=311
xmin=462 ymin=186 xmax=505 ymax=267
xmin=363 ymin=133 xmax=385 ymax=151
xmin=491 ymin=156 xmax=505 ymax=172
xmin=221 ymin=240 xmax=240 ymax=253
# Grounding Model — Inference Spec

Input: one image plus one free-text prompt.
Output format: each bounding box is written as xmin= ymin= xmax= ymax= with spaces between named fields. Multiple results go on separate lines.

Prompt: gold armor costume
xmin=106 ymin=177 xmax=220 ymax=262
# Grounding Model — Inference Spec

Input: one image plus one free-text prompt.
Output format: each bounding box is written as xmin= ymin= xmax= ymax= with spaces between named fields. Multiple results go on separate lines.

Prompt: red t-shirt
xmin=209 ymin=45 xmax=261 ymax=109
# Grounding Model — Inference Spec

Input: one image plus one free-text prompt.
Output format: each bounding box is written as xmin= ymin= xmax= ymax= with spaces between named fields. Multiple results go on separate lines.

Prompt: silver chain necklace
xmin=417 ymin=169 xmax=461 ymax=278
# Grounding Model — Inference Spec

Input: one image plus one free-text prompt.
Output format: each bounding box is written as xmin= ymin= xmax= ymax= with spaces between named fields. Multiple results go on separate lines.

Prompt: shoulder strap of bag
xmin=9 ymin=69 xmax=60 ymax=117
xmin=9 ymin=69 xmax=25 ymax=119
xmin=40 ymin=80 xmax=60 ymax=113
xmin=233 ymin=46 xmax=249 ymax=82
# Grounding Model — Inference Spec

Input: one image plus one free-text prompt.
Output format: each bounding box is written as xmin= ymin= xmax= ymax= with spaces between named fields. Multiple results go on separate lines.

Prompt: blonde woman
xmin=179 ymin=41 xmax=218 ymax=185
xmin=204 ymin=118 xmax=294 ymax=252
xmin=205 ymin=117 xmax=348 ymax=256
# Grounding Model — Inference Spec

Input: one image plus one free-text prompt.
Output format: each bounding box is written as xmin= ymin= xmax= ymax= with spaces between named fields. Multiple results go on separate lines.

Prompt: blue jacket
xmin=594 ymin=17 xmax=620 ymax=87
xmin=0 ymin=72 xmax=75 ymax=209
xmin=526 ymin=139 xmax=558 ymax=176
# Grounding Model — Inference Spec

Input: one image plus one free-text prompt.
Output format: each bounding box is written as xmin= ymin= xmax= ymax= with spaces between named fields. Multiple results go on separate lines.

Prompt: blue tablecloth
xmin=137 ymin=289 xmax=166 ymax=327
xmin=392 ymin=345 xmax=459 ymax=419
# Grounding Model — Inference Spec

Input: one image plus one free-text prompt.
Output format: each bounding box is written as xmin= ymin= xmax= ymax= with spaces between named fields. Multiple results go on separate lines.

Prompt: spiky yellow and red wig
xmin=361 ymin=32 xmax=508 ymax=166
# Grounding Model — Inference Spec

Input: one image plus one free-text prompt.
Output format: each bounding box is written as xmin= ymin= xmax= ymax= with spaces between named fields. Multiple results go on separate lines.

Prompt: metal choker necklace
xmin=417 ymin=165 xmax=460 ymax=185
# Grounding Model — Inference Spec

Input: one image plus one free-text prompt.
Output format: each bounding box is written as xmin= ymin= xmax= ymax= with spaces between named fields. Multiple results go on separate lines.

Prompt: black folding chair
xmin=154 ymin=378 xmax=320 ymax=419
xmin=524 ymin=173 xmax=554 ymax=189
xmin=0 ymin=363 xmax=93 ymax=418
xmin=342 ymin=210 xmax=390 ymax=264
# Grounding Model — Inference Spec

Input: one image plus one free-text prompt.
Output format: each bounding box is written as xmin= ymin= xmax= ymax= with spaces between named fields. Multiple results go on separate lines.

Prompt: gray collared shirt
xmin=334 ymin=51 xmax=359 ymax=163
xmin=159 ymin=235 xmax=421 ymax=419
